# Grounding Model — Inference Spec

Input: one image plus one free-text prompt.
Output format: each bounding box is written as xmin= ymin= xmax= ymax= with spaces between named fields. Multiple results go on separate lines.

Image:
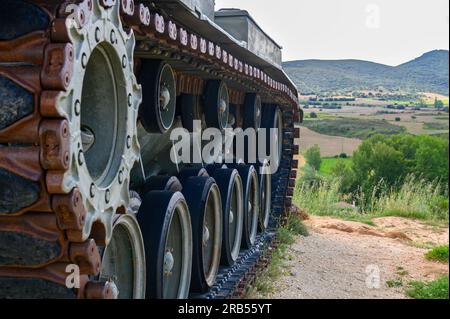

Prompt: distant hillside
xmin=283 ymin=50 xmax=449 ymax=95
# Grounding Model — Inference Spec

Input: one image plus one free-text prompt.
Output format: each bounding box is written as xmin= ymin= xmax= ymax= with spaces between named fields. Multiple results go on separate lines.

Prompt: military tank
xmin=0 ymin=0 xmax=302 ymax=299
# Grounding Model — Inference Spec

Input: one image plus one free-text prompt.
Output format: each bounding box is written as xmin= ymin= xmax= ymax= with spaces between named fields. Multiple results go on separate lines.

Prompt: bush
xmin=310 ymin=112 xmax=318 ymax=118
xmin=407 ymin=276 xmax=449 ymax=299
xmin=425 ymin=245 xmax=449 ymax=263
xmin=339 ymin=153 xmax=348 ymax=158
xmin=352 ymin=134 xmax=449 ymax=195
xmin=300 ymin=164 xmax=322 ymax=186
xmin=304 ymin=145 xmax=322 ymax=171
xmin=395 ymin=117 xmax=401 ymax=122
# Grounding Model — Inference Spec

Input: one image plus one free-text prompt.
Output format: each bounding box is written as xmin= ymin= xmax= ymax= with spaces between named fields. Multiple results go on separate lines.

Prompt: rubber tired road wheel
xmin=99 ymin=214 xmax=146 ymax=299
xmin=182 ymin=177 xmax=222 ymax=293
xmin=261 ymin=104 xmax=283 ymax=173
xmin=258 ymin=161 xmax=272 ymax=232
xmin=138 ymin=60 xmax=177 ymax=134
xmin=177 ymin=167 xmax=209 ymax=185
xmin=204 ymin=80 xmax=229 ymax=131
xmin=234 ymin=164 xmax=259 ymax=248
xmin=137 ymin=191 xmax=192 ymax=299
xmin=243 ymin=93 xmax=262 ymax=130
xmin=212 ymin=169 xmax=244 ymax=266
xmin=178 ymin=94 xmax=202 ymax=132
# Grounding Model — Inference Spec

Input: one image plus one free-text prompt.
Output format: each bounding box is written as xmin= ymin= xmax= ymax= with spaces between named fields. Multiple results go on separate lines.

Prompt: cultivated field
xmin=297 ymin=127 xmax=361 ymax=157
xmin=303 ymin=105 xmax=449 ymax=136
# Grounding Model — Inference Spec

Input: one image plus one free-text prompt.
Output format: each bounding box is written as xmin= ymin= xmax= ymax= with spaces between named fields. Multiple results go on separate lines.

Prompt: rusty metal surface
xmin=0 ymin=0 xmax=136 ymax=299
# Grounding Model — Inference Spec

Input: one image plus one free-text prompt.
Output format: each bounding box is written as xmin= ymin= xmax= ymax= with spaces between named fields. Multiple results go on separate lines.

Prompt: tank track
xmin=193 ymin=110 xmax=299 ymax=299
xmin=0 ymin=0 xmax=300 ymax=299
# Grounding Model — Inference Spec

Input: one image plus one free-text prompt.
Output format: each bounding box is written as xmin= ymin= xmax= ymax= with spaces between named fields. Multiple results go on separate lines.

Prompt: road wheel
xmin=212 ymin=169 xmax=244 ymax=266
xmin=99 ymin=213 xmax=146 ymax=299
xmin=137 ymin=191 xmax=192 ymax=299
xmin=182 ymin=177 xmax=222 ymax=293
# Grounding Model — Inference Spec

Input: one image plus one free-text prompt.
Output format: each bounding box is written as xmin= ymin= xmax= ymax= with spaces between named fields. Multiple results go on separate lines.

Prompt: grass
xmin=248 ymin=213 xmax=308 ymax=296
xmin=425 ymin=245 xmax=449 ymax=263
xmin=386 ymin=279 xmax=403 ymax=288
xmin=406 ymin=276 xmax=449 ymax=299
xmin=396 ymin=267 xmax=409 ymax=276
xmin=423 ymin=122 xmax=449 ymax=130
xmin=362 ymin=177 xmax=449 ymax=221
xmin=319 ymin=157 xmax=351 ymax=175
xmin=294 ymin=176 xmax=449 ymax=223
xmin=303 ymin=118 xmax=406 ymax=139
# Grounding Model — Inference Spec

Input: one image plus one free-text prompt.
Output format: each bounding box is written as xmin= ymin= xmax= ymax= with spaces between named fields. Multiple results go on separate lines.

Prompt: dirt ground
xmin=263 ymin=216 xmax=449 ymax=299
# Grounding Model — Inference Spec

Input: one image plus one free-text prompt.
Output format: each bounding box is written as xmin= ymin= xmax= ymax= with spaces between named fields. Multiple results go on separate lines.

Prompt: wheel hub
xmin=203 ymin=225 xmax=210 ymax=246
xmin=160 ymin=84 xmax=171 ymax=111
xmin=164 ymin=248 xmax=175 ymax=276
xmin=49 ymin=0 xmax=142 ymax=243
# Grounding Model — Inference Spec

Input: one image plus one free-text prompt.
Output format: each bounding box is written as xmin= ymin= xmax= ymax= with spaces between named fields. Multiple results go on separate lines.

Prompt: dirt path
xmin=263 ymin=216 xmax=448 ymax=299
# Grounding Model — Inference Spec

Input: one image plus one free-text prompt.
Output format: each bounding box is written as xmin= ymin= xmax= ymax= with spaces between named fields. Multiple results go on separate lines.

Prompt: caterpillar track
xmin=0 ymin=0 xmax=302 ymax=299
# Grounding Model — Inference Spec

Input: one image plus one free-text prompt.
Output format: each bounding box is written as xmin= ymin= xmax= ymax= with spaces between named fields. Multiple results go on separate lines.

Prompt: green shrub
xmin=425 ymin=245 xmax=449 ymax=263
xmin=407 ymin=276 xmax=449 ymax=299
xmin=304 ymin=145 xmax=322 ymax=171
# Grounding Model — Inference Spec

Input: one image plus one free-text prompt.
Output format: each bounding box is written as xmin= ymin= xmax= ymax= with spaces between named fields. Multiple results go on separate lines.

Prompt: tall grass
xmin=363 ymin=176 xmax=448 ymax=220
xmin=294 ymin=175 xmax=449 ymax=221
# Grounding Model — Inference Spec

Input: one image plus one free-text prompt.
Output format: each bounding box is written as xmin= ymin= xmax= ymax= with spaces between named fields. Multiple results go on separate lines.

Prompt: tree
xmin=304 ymin=145 xmax=322 ymax=171
xmin=434 ymin=98 xmax=444 ymax=109
xmin=331 ymin=161 xmax=356 ymax=194
xmin=414 ymin=136 xmax=449 ymax=184
xmin=352 ymin=136 xmax=406 ymax=193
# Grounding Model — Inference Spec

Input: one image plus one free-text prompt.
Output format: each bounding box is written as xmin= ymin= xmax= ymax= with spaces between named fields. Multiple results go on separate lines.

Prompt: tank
xmin=0 ymin=0 xmax=301 ymax=299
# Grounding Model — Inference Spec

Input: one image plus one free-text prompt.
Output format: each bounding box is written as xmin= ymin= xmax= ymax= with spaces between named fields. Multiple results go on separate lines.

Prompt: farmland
xmin=302 ymin=118 xmax=406 ymax=139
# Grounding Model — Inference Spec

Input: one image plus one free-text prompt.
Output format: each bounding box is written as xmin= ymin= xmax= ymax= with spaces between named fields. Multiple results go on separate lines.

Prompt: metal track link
xmin=0 ymin=0 xmax=140 ymax=299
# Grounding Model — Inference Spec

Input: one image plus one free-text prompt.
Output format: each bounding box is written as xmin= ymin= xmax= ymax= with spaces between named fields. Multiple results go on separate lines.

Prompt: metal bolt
xmin=122 ymin=55 xmax=127 ymax=68
xmin=105 ymin=189 xmax=111 ymax=204
xmin=110 ymin=30 xmax=116 ymax=44
xmin=95 ymin=28 xmax=101 ymax=42
xmin=126 ymin=136 xmax=131 ymax=149
xmin=75 ymin=100 xmax=81 ymax=116
xmin=81 ymin=53 xmax=88 ymax=68
xmin=78 ymin=150 xmax=84 ymax=166
xmin=118 ymin=170 xmax=124 ymax=184
xmin=90 ymin=183 xmax=96 ymax=198
xmin=128 ymin=94 xmax=133 ymax=107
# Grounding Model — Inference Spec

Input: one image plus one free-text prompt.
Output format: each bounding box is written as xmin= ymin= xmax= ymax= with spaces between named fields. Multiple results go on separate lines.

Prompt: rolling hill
xmin=283 ymin=50 xmax=449 ymax=95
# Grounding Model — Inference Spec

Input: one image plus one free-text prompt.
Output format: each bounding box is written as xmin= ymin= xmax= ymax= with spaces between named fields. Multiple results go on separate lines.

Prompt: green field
xmin=319 ymin=157 xmax=352 ymax=175
xmin=423 ymin=122 xmax=450 ymax=130
xmin=303 ymin=118 xmax=406 ymax=139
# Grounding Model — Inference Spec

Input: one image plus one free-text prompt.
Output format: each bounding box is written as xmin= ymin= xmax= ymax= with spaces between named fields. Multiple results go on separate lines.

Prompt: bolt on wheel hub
xmin=164 ymin=249 xmax=175 ymax=276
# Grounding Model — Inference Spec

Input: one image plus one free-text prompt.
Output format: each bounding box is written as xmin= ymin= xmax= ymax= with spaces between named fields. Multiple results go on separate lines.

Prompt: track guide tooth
xmin=52 ymin=189 xmax=87 ymax=232
xmin=69 ymin=239 xmax=101 ymax=275
xmin=39 ymin=119 xmax=70 ymax=171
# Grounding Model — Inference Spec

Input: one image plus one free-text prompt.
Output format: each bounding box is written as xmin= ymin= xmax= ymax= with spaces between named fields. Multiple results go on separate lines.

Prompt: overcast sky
xmin=214 ymin=0 xmax=449 ymax=66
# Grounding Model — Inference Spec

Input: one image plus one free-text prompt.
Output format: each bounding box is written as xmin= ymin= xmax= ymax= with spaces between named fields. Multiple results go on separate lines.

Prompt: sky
xmin=214 ymin=0 xmax=449 ymax=66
